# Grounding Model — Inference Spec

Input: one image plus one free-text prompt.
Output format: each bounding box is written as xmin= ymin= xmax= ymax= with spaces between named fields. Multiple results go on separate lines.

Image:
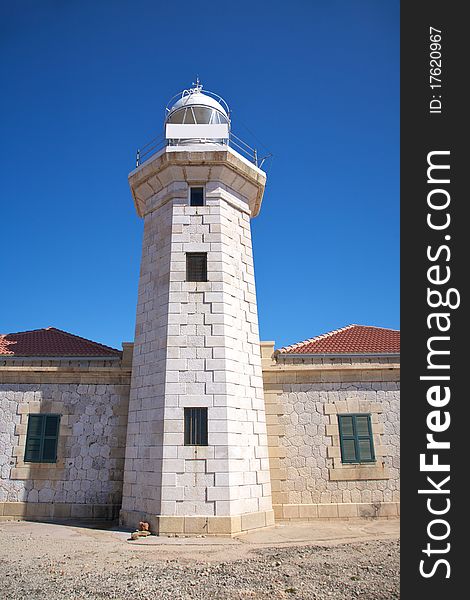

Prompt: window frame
xmin=189 ymin=186 xmax=205 ymax=207
xmin=24 ymin=413 xmax=61 ymax=463
xmin=186 ymin=252 xmax=208 ymax=282
xmin=184 ymin=407 xmax=208 ymax=446
xmin=337 ymin=413 xmax=375 ymax=464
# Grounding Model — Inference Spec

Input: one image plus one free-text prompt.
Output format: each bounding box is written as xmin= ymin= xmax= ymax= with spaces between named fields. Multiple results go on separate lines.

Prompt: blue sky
xmin=0 ymin=0 xmax=399 ymax=350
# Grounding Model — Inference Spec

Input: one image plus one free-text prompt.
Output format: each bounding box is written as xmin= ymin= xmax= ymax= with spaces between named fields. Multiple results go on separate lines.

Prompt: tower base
xmin=119 ymin=509 xmax=275 ymax=537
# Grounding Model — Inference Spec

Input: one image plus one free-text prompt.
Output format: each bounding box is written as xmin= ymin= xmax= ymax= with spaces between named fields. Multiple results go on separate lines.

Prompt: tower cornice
xmin=128 ymin=145 xmax=266 ymax=219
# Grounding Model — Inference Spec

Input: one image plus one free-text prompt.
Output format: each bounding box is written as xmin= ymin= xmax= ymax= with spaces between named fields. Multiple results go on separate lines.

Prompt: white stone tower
xmin=121 ymin=81 xmax=273 ymax=535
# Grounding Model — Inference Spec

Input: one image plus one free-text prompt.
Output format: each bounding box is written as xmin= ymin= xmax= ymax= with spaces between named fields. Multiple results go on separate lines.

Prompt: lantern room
xmin=164 ymin=79 xmax=230 ymax=144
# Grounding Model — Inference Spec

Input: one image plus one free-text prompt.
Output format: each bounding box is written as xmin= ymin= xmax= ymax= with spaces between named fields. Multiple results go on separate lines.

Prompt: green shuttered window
xmin=24 ymin=414 xmax=60 ymax=463
xmin=184 ymin=407 xmax=208 ymax=446
xmin=338 ymin=414 xmax=375 ymax=464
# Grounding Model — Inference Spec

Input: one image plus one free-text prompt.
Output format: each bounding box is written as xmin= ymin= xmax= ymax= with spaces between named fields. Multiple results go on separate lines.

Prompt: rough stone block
xmin=2 ymin=502 xmax=27 ymax=517
xmin=337 ymin=503 xmax=359 ymax=518
xmin=318 ymin=504 xmax=339 ymax=518
xmin=298 ymin=504 xmax=319 ymax=519
xmin=26 ymin=503 xmax=53 ymax=518
xmin=53 ymin=503 xmax=71 ymax=519
xmin=329 ymin=465 xmax=390 ymax=481
xmin=327 ymin=446 xmax=341 ymax=458
xmin=184 ymin=516 xmax=209 ymax=534
xmin=207 ymin=516 xmax=241 ymax=535
xmin=158 ymin=516 xmax=185 ymax=534
xmin=71 ymin=504 xmax=93 ymax=519
xmin=282 ymin=504 xmax=300 ymax=519
xmin=358 ymin=503 xmax=379 ymax=518
xmin=241 ymin=511 xmax=266 ymax=531
xmin=265 ymin=510 xmax=275 ymax=526
xmin=377 ymin=502 xmax=398 ymax=517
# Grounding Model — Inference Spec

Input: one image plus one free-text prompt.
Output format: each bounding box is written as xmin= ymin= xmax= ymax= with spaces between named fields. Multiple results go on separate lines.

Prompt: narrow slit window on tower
xmin=186 ymin=252 xmax=207 ymax=282
xmin=184 ymin=407 xmax=208 ymax=446
xmin=189 ymin=186 xmax=204 ymax=206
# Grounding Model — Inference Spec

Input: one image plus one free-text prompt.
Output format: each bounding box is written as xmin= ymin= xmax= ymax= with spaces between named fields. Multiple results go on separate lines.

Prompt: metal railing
xmin=135 ymin=132 xmax=270 ymax=169
xmin=135 ymin=134 xmax=166 ymax=168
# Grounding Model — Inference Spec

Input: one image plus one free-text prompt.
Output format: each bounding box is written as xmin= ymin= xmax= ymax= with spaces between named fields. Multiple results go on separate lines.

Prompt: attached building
xmin=262 ymin=324 xmax=400 ymax=521
xmin=0 ymin=324 xmax=399 ymax=527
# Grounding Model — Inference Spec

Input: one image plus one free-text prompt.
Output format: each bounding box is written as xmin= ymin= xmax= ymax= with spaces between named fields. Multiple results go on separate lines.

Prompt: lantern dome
xmin=165 ymin=80 xmax=230 ymax=127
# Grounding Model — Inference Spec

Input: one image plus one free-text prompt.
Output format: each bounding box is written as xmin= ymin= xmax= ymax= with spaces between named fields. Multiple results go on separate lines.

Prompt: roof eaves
xmin=0 ymin=354 xmax=122 ymax=360
xmin=276 ymin=325 xmax=356 ymax=354
xmin=43 ymin=327 xmax=121 ymax=354
xmin=276 ymin=351 xmax=400 ymax=359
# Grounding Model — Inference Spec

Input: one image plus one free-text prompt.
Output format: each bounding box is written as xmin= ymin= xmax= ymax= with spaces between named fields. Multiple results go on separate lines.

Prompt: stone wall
xmin=0 ymin=358 xmax=130 ymax=520
xmin=261 ymin=346 xmax=400 ymax=520
xmin=121 ymin=148 xmax=273 ymax=535
xmin=0 ymin=342 xmax=400 ymax=525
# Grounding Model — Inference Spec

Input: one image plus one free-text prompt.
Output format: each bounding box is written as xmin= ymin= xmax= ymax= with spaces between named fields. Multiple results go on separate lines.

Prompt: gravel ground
xmin=0 ymin=522 xmax=399 ymax=599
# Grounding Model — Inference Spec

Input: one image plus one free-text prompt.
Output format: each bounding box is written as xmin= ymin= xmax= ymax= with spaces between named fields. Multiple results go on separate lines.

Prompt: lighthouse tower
xmin=120 ymin=81 xmax=273 ymax=535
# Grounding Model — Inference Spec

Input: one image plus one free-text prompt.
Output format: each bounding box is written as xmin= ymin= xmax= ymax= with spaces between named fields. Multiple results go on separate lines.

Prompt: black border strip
xmin=401 ymin=2 xmax=466 ymax=596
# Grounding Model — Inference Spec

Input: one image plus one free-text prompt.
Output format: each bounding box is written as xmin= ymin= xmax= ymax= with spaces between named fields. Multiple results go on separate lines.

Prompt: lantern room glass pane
xmin=192 ymin=106 xmax=213 ymax=123
xmin=167 ymin=109 xmax=185 ymax=124
xmin=183 ymin=108 xmax=195 ymax=124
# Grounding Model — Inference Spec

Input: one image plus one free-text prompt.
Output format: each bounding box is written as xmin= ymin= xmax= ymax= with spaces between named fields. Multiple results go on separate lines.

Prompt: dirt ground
xmin=0 ymin=520 xmax=400 ymax=599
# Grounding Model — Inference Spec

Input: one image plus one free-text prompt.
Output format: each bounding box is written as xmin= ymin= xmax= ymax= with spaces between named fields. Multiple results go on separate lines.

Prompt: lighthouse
xmin=120 ymin=81 xmax=273 ymax=535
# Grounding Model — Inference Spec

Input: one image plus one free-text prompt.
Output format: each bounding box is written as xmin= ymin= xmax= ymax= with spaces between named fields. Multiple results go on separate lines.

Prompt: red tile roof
xmin=0 ymin=327 xmax=121 ymax=357
xmin=277 ymin=325 xmax=400 ymax=355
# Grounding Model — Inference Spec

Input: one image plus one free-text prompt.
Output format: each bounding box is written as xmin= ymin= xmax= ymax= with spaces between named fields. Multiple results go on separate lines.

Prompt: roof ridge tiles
xmin=0 ymin=327 xmax=121 ymax=357
xmin=42 ymin=327 xmax=120 ymax=353
xmin=277 ymin=324 xmax=400 ymax=355
xmin=278 ymin=325 xmax=356 ymax=354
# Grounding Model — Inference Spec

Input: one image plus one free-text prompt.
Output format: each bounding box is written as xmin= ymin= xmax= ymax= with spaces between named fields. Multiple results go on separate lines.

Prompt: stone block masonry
xmin=277 ymin=381 xmax=400 ymax=507
xmin=0 ymin=360 xmax=130 ymax=520
xmin=261 ymin=347 xmax=400 ymax=520
xmin=121 ymin=147 xmax=273 ymax=534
